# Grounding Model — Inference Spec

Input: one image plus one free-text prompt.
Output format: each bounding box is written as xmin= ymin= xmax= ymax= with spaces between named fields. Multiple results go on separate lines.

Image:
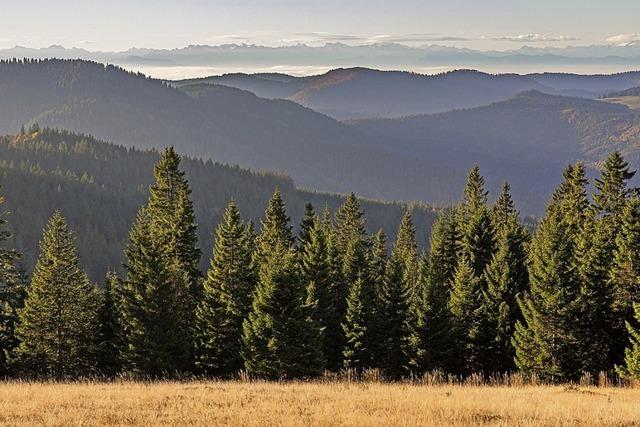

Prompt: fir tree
xmin=242 ymin=244 xmax=324 ymax=378
xmin=423 ymin=209 xmax=458 ymax=372
xmin=297 ymin=203 xmax=316 ymax=250
xmin=299 ymin=219 xmax=339 ymax=370
xmin=255 ymin=188 xmax=294 ymax=261
xmin=394 ymin=210 xmax=420 ymax=301
xmin=593 ymin=151 xmax=636 ymax=217
xmin=95 ymin=271 xmax=122 ymax=376
xmin=342 ymin=277 xmax=374 ymax=371
xmin=449 ymin=254 xmax=491 ymax=374
xmin=379 ymin=253 xmax=418 ymax=378
xmin=0 ymin=193 xmax=25 ymax=376
xmin=610 ymin=197 xmax=640 ymax=365
xmin=573 ymin=215 xmax=615 ymax=374
xmin=513 ymin=204 xmax=582 ymax=381
xmin=616 ymin=303 xmax=640 ymax=380
xmin=194 ymin=200 xmax=256 ymax=376
xmin=483 ymin=213 xmax=529 ymax=373
xmin=491 ymin=182 xmax=517 ymax=237
xmin=146 ymin=147 xmax=201 ymax=371
xmin=118 ymin=209 xmax=179 ymax=376
xmin=13 ymin=212 xmax=101 ymax=378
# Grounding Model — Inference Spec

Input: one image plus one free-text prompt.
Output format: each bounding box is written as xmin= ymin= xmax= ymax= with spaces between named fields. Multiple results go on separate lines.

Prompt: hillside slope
xmin=181 ymin=68 xmax=640 ymax=119
xmin=351 ymin=91 xmax=640 ymax=214
xmin=0 ymin=128 xmax=437 ymax=281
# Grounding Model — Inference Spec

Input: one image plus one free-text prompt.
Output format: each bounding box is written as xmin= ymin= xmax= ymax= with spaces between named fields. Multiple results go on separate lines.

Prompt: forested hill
xmin=0 ymin=128 xmax=437 ymax=281
xmin=350 ymin=90 xmax=640 ymax=214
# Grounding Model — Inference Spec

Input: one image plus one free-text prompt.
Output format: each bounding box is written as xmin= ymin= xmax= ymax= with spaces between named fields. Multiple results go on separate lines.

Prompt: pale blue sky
xmin=1 ymin=0 xmax=639 ymax=51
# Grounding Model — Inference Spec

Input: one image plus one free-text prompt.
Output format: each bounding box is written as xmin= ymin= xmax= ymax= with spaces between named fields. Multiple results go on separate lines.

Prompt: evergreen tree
xmin=573 ymin=215 xmax=616 ymax=374
xmin=610 ymin=197 xmax=640 ymax=365
xmin=299 ymin=219 xmax=340 ymax=370
xmin=379 ymin=253 xmax=418 ymax=378
xmin=394 ymin=210 xmax=420 ymax=301
xmin=0 ymin=193 xmax=25 ymax=376
xmin=616 ymin=303 xmax=640 ymax=380
xmin=13 ymin=212 xmax=101 ymax=377
xmin=593 ymin=151 xmax=636 ymax=217
xmin=255 ymin=188 xmax=294 ymax=261
xmin=118 ymin=209 xmax=179 ymax=376
xmin=194 ymin=200 xmax=255 ymax=376
xmin=146 ymin=147 xmax=201 ymax=371
xmin=333 ymin=193 xmax=367 ymax=256
xmin=95 ymin=271 xmax=122 ymax=376
xmin=513 ymin=204 xmax=582 ymax=381
xmin=449 ymin=254 xmax=491 ymax=374
xmin=483 ymin=213 xmax=529 ymax=373
xmin=342 ymin=277 xmax=375 ymax=371
xmin=423 ymin=209 xmax=458 ymax=372
xmin=242 ymin=244 xmax=324 ymax=378
xmin=491 ymin=182 xmax=517 ymax=236
xmin=297 ymin=203 xmax=316 ymax=250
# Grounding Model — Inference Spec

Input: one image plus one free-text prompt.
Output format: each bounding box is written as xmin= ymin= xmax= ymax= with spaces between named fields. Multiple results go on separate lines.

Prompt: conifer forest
xmin=2 ymin=140 xmax=640 ymax=384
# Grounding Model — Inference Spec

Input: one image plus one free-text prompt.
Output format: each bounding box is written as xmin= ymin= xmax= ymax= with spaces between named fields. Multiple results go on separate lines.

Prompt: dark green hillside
xmin=0 ymin=128 xmax=437 ymax=281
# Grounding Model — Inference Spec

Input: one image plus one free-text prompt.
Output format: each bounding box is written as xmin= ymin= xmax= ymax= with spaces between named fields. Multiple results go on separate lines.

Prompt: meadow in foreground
xmin=1 ymin=381 xmax=640 ymax=426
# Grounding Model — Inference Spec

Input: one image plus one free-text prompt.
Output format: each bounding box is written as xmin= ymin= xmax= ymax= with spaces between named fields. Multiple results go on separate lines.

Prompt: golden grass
xmin=1 ymin=381 xmax=640 ymax=426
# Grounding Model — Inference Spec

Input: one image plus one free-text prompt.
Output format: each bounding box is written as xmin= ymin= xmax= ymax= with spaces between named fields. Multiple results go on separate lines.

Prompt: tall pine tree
xmin=13 ymin=212 xmax=101 ymax=378
xmin=194 ymin=200 xmax=256 ymax=376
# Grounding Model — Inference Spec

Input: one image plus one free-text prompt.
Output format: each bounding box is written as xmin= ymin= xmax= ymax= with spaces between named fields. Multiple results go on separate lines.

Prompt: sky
xmin=1 ymin=0 xmax=639 ymax=52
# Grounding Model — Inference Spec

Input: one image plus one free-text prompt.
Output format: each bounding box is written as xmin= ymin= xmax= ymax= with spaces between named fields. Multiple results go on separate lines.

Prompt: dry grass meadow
xmin=1 ymin=380 xmax=640 ymax=426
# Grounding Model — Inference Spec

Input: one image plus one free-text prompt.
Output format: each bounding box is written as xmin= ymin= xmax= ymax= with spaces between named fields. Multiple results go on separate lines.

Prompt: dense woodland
xmin=0 ymin=127 xmax=436 ymax=281
xmin=4 ymin=59 xmax=640 ymax=215
xmin=1 ymin=140 xmax=640 ymax=382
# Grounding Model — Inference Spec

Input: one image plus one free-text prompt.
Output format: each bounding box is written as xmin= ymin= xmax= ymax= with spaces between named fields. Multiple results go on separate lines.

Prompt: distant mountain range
xmin=1 ymin=43 xmax=640 ymax=77
xmin=3 ymin=59 xmax=640 ymax=215
xmin=177 ymin=68 xmax=640 ymax=119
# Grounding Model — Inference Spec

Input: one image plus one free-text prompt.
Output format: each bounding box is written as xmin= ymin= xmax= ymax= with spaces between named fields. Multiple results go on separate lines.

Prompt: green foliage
xmin=194 ymin=200 xmax=256 ymax=376
xmin=13 ymin=212 xmax=101 ymax=378
xmin=118 ymin=209 xmax=180 ymax=376
xmin=242 ymin=245 xmax=324 ymax=379
xmin=379 ymin=253 xmax=419 ymax=378
xmin=513 ymin=204 xmax=581 ymax=381
xmin=95 ymin=272 xmax=122 ymax=376
xmin=616 ymin=304 xmax=640 ymax=379
xmin=0 ymin=192 xmax=25 ymax=376
xmin=483 ymin=186 xmax=529 ymax=373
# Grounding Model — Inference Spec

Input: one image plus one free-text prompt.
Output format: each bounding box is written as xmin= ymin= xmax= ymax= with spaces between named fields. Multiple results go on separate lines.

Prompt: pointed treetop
xmin=464 ymin=165 xmax=488 ymax=212
xmin=594 ymin=151 xmax=636 ymax=216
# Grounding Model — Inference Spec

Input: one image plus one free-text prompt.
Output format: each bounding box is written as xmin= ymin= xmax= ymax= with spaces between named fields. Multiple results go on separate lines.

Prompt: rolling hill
xmin=178 ymin=68 xmax=640 ymax=119
xmin=3 ymin=59 xmax=640 ymax=216
xmin=0 ymin=128 xmax=437 ymax=281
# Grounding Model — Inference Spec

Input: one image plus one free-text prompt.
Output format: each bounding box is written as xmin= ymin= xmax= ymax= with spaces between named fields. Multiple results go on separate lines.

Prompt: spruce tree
xmin=297 ymin=202 xmax=316 ymax=250
xmin=242 ymin=192 xmax=323 ymax=378
xmin=394 ymin=210 xmax=420 ymax=301
xmin=616 ymin=303 xmax=640 ymax=380
xmin=423 ymin=208 xmax=458 ymax=372
xmin=242 ymin=244 xmax=324 ymax=378
xmin=95 ymin=271 xmax=121 ymax=376
xmin=483 ymin=213 xmax=529 ymax=373
xmin=491 ymin=182 xmax=517 ymax=236
xmin=13 ymin=212 xmax=101 ymax=377
xmin=610 ymin=197 xmax=640 ymax=365
xmin=449 ymin=254 xmax=491 ymax=374
xmin=194 ymin=200 xmax=255 ymax=376
xmin=513 ymin=203 xmax=582 ymax=381
xmin=0 ymin=194 xmax=25 ymax=376
xmin=593 ymin=151 xmax=636 ymax=217
xmin=299 ymin=219 xmax=340 ymax=370
xmin=146 ymin=147 xmax=201 ymax=371
xmin=379 ymin=253 xmax=418 ymax=379
xmin=342 ymin=277 xmax=375 ymax=371
xmin=573 ymin=215 xmax=615 ymax=375
xmin=118 ymin=209 xmax=179 ymax=376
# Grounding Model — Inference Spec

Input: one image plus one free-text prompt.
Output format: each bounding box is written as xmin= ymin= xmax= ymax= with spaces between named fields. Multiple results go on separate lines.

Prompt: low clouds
xmin=489 ymin=34 xmax=580 ymax=42
xmin=606 ymin=34 xmax=640 ymax=46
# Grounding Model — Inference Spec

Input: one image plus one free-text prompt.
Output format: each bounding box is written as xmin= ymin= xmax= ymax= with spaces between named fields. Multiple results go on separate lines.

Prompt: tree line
xmin=1 ymin=147 xmax=640 ymax=382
